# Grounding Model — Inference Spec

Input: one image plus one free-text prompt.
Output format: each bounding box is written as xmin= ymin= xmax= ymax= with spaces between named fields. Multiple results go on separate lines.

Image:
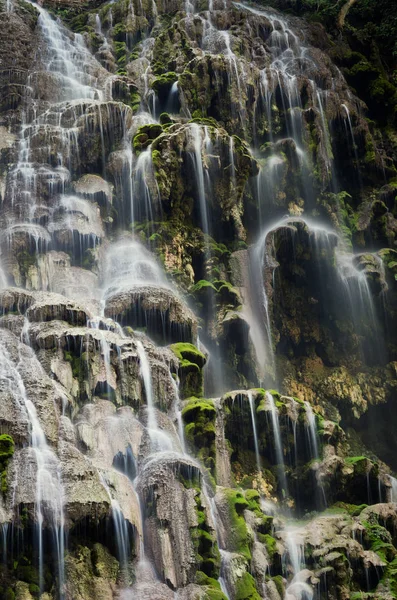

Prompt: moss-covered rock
xmin=182 ymin=397 xmax=216 ymax=474
xmin=0 ymin=434 xmax=15 ymax=494
xmin=171 ymin=342 xmax=207 ymax=398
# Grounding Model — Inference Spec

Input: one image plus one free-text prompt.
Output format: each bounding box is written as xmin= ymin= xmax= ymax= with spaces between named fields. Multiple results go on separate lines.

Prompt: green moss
xmin=29 ymin=583 xmax=40 ymax=596
xmin=152 ymin=71 xmax=178 ymax=94
xmin=133 ymin=124 xmax=163 ymax=153
xmin=171 ymin=343 xmax=206 ymax=398
xmin=170 ymin=343 xmax=206 ymax=368
xmin=384 ymin=556 xmax=397 ymax=596
xmin=344 ymin=456 xmax=367 ymax=465
xmin=5 ymin=589 xmax=15 ymax=600
xmin=235 ymin=572 xmax=261 ymax=600
xmin=160 ymin=112 xmax=173 ymax=126
xmin=0 ymin=434 xmax=14 ymax=495
xmin=262 ymin=534 xmax=277 ymax=560
xmin=203 ymin=589 xmax=229 ymax=600
xmin=182 ymin=398 xmax=217 ymax=474
xmin=190 ymin=492 xmax=221 ymax=578
xmin=333 ymin=502 xmax=368 ymax=517
xmin=363 ymin=520 xmax=395 ymax=562
xmin=223 ymin=489 xmax=251 ymax=560
xmin=272 ymin=575 xmax=285 ymax=597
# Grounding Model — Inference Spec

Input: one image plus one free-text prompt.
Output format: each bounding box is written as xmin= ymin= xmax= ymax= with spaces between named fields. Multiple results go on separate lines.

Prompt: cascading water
xmin=102 ymin=239 xmax=170 ymax=299
xmin=266 ymin=391 xmax=288 ymax=497
xmin=99 ymin=472 xmax=131 ymax=577
xmin=0 ymin=339 xmax=65 ymax=597
xmin=247 ymin=391 xmax=261 ymax=473
xmin=136 ymin=340 xmax=173 ymax=452
xmin=304 ymin=401 xmax=319 ymax=461
xmin=1 ymin=0 xmax=396 ymax=598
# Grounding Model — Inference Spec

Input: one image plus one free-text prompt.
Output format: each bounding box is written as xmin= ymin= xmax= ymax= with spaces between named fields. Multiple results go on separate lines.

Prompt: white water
xmin=266 ymin=391 xmax=288 ymax=496
xmin=190 ymin=124 xmax=210 ymax=239
xmin=304 ymin=401 xmax=319 ymax=460
xmin=132 ymin=145 xmax=161 ymax=226
xmin=136 ymin=340 xmax=173 ymax=452
xmin=0 ymin=339 xmax=65 ymax=597
xmin=247 ymin=391 xmax=261 ymax=472
xmin=169 ymin=374 xmax=187 ymax=455
xmin=102 ymin=239 xmax=170 ymax=299
xmin=283 ymin=527 xmax=313 ymax=600
xmin=0 ymin=259 xmax=7 ymax=290
xmin=99 ymin=472 xmax=130 ymax=573
xmin=390 ymin=476 xmax=397 ymax=502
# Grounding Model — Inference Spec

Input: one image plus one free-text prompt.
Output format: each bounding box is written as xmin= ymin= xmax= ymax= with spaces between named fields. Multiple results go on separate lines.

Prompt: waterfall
xmin=136 ymin=340 xmax=173 ymax=452
xmin=1 ymin=0 xmax=395 ymax=598
xmin=132 ymin=145 xmax=161 ymax=227
xmin=102 ymin=238 xmax=170 ymax=299
xmin=0 ymin=340 xmax=65 ymax=597
xmin=190 ymin=124 xmax=210 ymax=240
xmin=0 ymin=260 xmax=7 ymax=291
xmin=33 ymin=4 xmax=105 ymax=101
xmin=247 ymin=391 xmax=261 ymax=473
xmin=169 ymin=374 xmax=186 ymax=455
xmin=266 ymin=391 xmax=288 ymax=497
xmin=390 ymin=476 xmax=397 ymax=502
xmin=99 ymin=472 xmax=131 ymax=574
xmin=304 ymin=401 xmax=319 ymax=460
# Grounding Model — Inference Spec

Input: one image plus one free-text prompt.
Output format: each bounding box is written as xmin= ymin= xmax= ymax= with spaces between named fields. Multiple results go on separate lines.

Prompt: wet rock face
xmin=0 ymin=0 xmax=396 ymax=599
xmin=104 ymin=286 xmax=198 ymax=345
xmin=0 ymin=2 xmax=38 ymax=120
xmin=137 ymin=455 xmax=217 ymax=589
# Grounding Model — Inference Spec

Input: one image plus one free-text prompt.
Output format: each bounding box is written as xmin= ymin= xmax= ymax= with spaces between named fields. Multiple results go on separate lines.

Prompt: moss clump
xmin=223 ymin=489 xmax=251 ymax=560
xmin=182 ymin=398 xmax=216 ymax=474
xmin=171 ymin=342 xmax=206 ymax=368
xmin=235 ymin=572 xmax=261 ymax=600
xmin=133 ymin=124 xmax=163 ymax=153
xmin=262 ymin=534 xmax=277 ymax=560
xmin=197 ymin=571 xmax=228 ymax=598
xmin=333 ymin=502 xmax=368 ymax=517
xmin=5 ymin=589 xmax=15 ymax=600
xmin=245 ymin=490 xmax=273 ymax=533
xmin=171 ymin=343 xmax=206 ymax=398
xmin=363 ymin=520 xmax=395 ymax=562
xmin=272 ymin=575 xmax=285 ymax=598
xmin=190 ymin=491 xmax=221 ymax=579
xmin=0 ymin=434 xmax=15 ymax=495
xmin=152 ymin=72 xmax=178 ymax=94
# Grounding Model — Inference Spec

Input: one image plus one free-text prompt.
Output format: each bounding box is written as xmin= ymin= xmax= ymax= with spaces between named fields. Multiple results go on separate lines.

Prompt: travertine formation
xmin=0 ymin=0 xmax=396 ymax=598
